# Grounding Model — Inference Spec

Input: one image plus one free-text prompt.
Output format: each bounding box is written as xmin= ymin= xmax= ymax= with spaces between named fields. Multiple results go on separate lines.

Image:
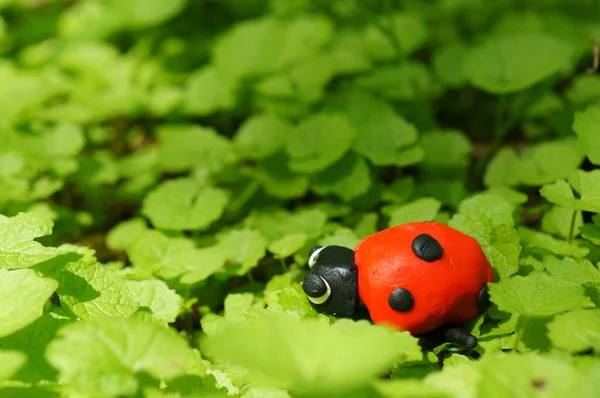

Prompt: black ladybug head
xmin=302 ymin=245 xmax=358 ymax=318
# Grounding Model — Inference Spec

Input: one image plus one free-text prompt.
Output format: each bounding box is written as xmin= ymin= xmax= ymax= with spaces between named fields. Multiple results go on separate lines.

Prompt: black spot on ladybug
xmin=411 ymin=234 xmax=443 ymax=262
xmin=477 ymin=285 xmax=490 ymax=310
xmin=302 ymin=274 xmax=327 ymax=298
xmin=389 ymin=288 xmax=414 ymax=312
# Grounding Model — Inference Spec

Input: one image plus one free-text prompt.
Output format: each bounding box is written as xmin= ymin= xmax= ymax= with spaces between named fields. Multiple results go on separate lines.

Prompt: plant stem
xmin=280 ymin=258 xmax=289 ymax=272
xmin=513 ymin=316 xmax=529 ymax=352
xmin=568 ymin=210 xmax=578 ymax=243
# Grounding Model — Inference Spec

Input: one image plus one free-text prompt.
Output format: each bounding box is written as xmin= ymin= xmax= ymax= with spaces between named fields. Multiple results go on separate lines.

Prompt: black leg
xmin=417 ymin=323 xmax=478 ymax=351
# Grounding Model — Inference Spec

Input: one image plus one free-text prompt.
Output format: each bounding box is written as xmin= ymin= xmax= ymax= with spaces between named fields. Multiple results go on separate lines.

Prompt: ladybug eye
xmin=412 ymin=234 xmax=443 ymax=262
xmin=388 ymin=288 xmax=414 ymax=312
xmin=302 ymin=274 xmax=331 ymax=304
xmin=308 ymin=246 xmax=325 ymax=268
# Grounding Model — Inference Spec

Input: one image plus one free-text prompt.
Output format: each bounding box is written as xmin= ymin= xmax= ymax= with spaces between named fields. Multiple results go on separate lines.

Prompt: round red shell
xmin=354 ymin=222 xmax=494 ymax=335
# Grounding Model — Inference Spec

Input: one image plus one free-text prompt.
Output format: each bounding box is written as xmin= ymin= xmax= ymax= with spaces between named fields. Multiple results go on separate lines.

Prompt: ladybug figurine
xmin=302 ymin=222 xmax=494 ymax=349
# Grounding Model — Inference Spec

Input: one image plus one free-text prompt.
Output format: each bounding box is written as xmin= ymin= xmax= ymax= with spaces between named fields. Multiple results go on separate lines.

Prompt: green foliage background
xmin=1 ymin=0 xmax=600 ymax=396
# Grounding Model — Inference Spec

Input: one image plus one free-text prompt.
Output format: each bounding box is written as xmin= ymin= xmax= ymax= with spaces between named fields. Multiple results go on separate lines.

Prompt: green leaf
xmin=268 ymin=234 xmax=308 ymax=259
xmin=202 ymin=315 xmax=421 ymax=396
xmin=285 ymin=113 xmax=356 ymax=173
xmin=126 ymin=279 xmax=182 ymax=324
xmin=0 ymin=212 xmax=57 ymax=269
xmin=547 ymin=309 xmax=600 ymax=353
xmin=184 ymin=66 xmax=236 ymax=116
xmin=0 ymin=313 xmax=72 ymax=383
xmin=540 ymin=170 xmax=600 ymax=213
xmin=312 ymin=152 xmax=371 ymax=201
xmin=432 ymin=43 xmax=469 ymax=88
xmin=489 ymin=272 xmax=588 ymax=317
xmin=233 ymin=114 xmax=292 ymax=160
xmin=424 ymin=362 xmax=480 ymax=398
xmin=0 ymin=350 xmax=26 ymax=380
xmin=486 ymin=139 xmax=585 ymax=187
xmin=573 ymin=105 xmax=600 ymax=165
xmin=541 ymin=206 xmax=583 ymax=239
xmin=46 ymin=317 xmax=202 ymax=398
xmin=255 ymin=152 xmax=311 ymax=199
xmin=465 ymin=33 xmax=573 ymax=94
xmin=420 ymin=130 xmax=472 ymax=170
xmin=451 ymin=216 xmax=519 ymax=280
xmin=142 ymin=178 xmax=229 ymax=231
xmin=542 ymin=256 xmax=600 ymax=284
xmin=519 ymin=227 xmax=589 ymax=258
xmin=200 ymin=293 xmax=257 ymax=337
xmin=218 ymin=229 xmax=268 ymax=275
xmin=127 ymin=229 xmax=226 ymax=282
xmin=157 ymin=125 xmax=236 ymax=173
xmin=105 ymin=218 xmax=148 ymax=252
xmin=57 ymin=258 xmax=139 ymax=319
xmin=277 ymin=285 xmax=318 ymax=317
xmin=455 ymin=192 xmax=515 ymax=228
xmin=0 ymin=268 xmax=57 ymax=338
xmin=363 ymin=13 xmax=428 ymax=60
xmin=354 ymin=62 xmax=438 ymax=101
xmin=477 ymin=353 xmax=578 ymax=398
xmin=373 ymin=379 xmax=450 ymax=398
xmin=328 ymin=90 xmax=420 ymax=166
xmin=388 ymin=198 xmax=441 ymax=227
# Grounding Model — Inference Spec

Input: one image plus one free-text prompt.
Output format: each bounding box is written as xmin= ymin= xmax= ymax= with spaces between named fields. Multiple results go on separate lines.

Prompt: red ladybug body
xmin=302 ymin=222 xmax=494 ymax=348
xmin=354 ymin=222 xmax=494 ymax=335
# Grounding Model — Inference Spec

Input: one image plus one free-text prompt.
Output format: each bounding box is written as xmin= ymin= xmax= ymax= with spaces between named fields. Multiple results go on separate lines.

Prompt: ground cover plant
xmin=0 ymin=0 xmax=600 ymax=396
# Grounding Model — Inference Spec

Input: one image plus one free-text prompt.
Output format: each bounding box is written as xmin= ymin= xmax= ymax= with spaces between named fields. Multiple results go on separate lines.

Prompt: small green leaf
xmin=142 ymin=178 xmax=229 ymax=231
xmin=489 ymin=272 xmax=587 ymax=317
xmin=218 ymin=229 xmax=268 ymax=275
xmin=233 ymin=114 xmax=292 ymax=160
xmin=312 ymin=152 xmax=371 ymax=201
xmin=547 ymin=309 xmax=600 ymax=353
xmin=127 ymin=229 xmax=226 ymax=283
xmin=268 ymin=234 xmax=308 ymax=259
xmin=363 ymin=13 xmax=428 ymax=60
xmin=456 ymin=193 xmax=515 ymax=228
xmin=354 ymin=62 xmax=438 ymax=101
xmin=542 ymin=256 xmax=600 ymax=284
xmin=46 ymin=317 xmax=202 ymax=398
xmin=432 ymin=43 xmax=469 ymax=87
xmin=0 ymin=212 xmax=57 ymax=269
xmin=541 ymin=206 xmax=583 ymax=239
xmin=285 ymin=113 xmax=356 ymax=173
xmin=255 ymin=152 xmax=311 ymax=199
xmin=540 ymin=170 xmax=600 ymax=213
xmin=57 ymin=258 xmax=139 ymax=319
xmin=519 ymin=227 xmax=589 ymax=258
xmin=420 ymin=130 xmax=472 ymax=170
xmin=184 ymin=66 xmax=236 ymax=116
xmin=157 ymin=125 xmax=236 ymax=173
xmin=465 ymin=33 xmax=573 ymax=94
xmin=388 ymin=198 xmax=441 ymax=227
xmin=0 ymin=350 xmax=26 ymax=380
xmin=573 ymin=105 xmax=600 ymax=166
xmin=0 ymin=268 xmax=57 ymax=338
xmin=328 ymin=90 xmax=420 ymax=166
xmin=105 ymin=218 xmax=147 ymax=252
xmin=126 ymin=279 xmax=182 ymax=324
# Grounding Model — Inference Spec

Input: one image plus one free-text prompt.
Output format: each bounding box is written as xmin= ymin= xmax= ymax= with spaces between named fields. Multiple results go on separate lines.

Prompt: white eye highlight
xmin=307 ymin=277 xmax=331 ymax=305
xmin=308 ymin=246 xmax=325 ymax=268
